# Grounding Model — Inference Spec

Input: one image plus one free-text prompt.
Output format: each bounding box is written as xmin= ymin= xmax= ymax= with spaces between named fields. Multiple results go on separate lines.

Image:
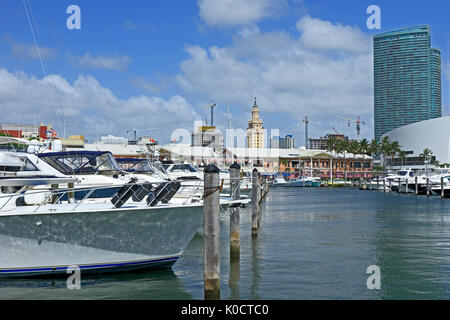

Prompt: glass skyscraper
xmin=374 ymin=25 xmax=442 ymax=140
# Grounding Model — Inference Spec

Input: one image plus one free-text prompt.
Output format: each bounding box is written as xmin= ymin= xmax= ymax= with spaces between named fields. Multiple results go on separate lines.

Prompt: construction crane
xmin=335 ymin=116 xmax=366 ymax=141
xmin=202 ymin=103 xmax=217 ymax=127
xmin=332 ymin=127 xmax=340 ymax=135
xmin=302 ymin=116 xmax=319 ymax=149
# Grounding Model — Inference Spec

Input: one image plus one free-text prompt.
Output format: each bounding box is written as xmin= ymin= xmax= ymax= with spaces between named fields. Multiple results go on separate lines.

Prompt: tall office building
xmin=374 ymin=25 xmax=442 ymax=140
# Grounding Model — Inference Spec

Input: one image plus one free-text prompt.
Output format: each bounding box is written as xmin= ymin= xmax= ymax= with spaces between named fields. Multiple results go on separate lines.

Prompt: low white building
xmin=384 ymin=116 xmax=450 ymax=166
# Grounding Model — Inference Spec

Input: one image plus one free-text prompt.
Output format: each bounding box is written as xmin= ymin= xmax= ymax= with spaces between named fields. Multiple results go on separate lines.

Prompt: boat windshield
xmin=168 ymin=164 xmax=198 ymax=173
xmin=116 ymin=158 xmax=156 ymax=173
xmin=38 ymin=152 xmax=122 ymax=174
xmin=0 ymin=154 xmax=38 ymax=172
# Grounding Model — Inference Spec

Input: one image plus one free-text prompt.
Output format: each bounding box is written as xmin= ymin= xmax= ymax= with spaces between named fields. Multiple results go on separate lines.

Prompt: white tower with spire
xmin=246 ymin=98 xmax=265 ymax=149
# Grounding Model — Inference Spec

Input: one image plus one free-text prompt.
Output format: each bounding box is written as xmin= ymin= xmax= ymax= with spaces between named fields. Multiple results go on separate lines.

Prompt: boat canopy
xmin=38 ymin=151 xmax=122 ymax=175
xmin=115 ymin=158 xmax=156 ymax=173
xmin=163 ymin=163 xmax=198 ymax=173
xmin=0 ymin=153 xmax=39 ymax=172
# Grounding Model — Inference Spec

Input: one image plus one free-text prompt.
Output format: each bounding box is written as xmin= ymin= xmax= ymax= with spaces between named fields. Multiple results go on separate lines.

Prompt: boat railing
xmin=0 ymin=181 xmax=175 ymax=213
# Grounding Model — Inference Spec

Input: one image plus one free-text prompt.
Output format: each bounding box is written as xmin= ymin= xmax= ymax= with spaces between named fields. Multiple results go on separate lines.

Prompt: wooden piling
xmin=405 ymin=178 xmax=408 ymax=194
xmin=229 ymin=163 xmax=241 ymax=260
xmin=252 ymin=169 xmax=260 ymax=238
xmin=51 ymin=184 xmax=59 ymax=203
xmin=441 ymin=177 xmax=445 ymax=198
xmin=257 ymin=172 xmax=262 ymax=227
xmin=68 ymin=182 xmax=75 ymax=203
xmin=383 ymin=179 xmax=386 ymax=193
xmin=397 ymin=178 xmax=401 ymax=193
xmin=415 ymin=176 xmax=419 ymax=195
xmin=203 ymin=164 xmax=221 ymax=300
xmin=426 ymin=178 xmax=430 ymax=197
xmin=389 ymin=180 xmax=392 ymax=193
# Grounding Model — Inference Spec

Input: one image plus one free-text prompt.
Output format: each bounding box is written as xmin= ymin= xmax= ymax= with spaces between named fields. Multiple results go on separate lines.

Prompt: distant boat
xmin=271 ymin=176 xmax=317 ymax=187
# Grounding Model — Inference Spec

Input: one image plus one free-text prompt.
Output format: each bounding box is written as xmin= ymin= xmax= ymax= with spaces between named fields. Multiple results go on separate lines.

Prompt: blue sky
xmin=0 ymin=0 xmax=448 ymax=145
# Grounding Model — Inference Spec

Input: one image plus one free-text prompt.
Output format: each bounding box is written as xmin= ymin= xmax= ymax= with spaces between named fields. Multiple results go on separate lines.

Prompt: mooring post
xmin=415 ymin=176 xmax=419 ymax=195
xmin=230 ymin=163 xmax=241 ymax=260
xmin=377 ymin=177 xmax=380 ymax=192
xmin=389 ymin=180 xmax=392 ymax=193
xmin=405 ymin=178 xmax=408 ymax=194
xmin=51 ymin=184 xmax=59 ymax=203
xmin=203 ymin=164 xmax=221 ymax=300
xmin=252 ymin=168 xmax=260 ymax=238
xmin=259 ymin=174 xmax=263 ymax=203
xmin=426 ymin=178 xmax=430 ymax=197
xmin=397 ymin=178 xmax=401 ymax=193
xmin=383 ymin=179 xmax=386 ymax=192
xmin=442 ymin=177 xmax=445 ymax=199
xmin=68 ymin=182 xmax=75 ymax=203
xmin=257 ymin=172 xmax=262 ymax=227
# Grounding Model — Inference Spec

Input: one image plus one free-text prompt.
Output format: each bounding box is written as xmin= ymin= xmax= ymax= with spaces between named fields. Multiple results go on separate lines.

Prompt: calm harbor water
xmin=2 ymin=187 xmax=450 ymax=300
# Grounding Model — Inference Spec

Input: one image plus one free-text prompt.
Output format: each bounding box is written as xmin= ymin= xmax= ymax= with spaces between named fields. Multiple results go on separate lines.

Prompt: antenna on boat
xmin=21 ymin=0 xmax=65 ymax=138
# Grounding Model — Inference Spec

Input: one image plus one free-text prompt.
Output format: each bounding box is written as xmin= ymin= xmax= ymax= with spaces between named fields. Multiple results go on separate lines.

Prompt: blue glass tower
xmin=374 ymin=25 xmax=442 ymax=140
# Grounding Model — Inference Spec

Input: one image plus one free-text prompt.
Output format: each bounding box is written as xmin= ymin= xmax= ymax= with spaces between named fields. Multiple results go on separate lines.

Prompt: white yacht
xmin=0 ymin=176 xmax=204 ymax=277
xmin=271 ymin=176 xmax=313 ymax=187
xmin=0 ymin=154 xmax=249 ymax=277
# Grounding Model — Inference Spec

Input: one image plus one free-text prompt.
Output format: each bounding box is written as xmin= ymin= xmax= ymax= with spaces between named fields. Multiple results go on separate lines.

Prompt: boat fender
xmin=146 ymin=191 xmax=157 ymax=207
xmin=160 ymin=181 xmax=181 ymax=204
xmin=132 ymin=183 xmax=153 ymax=202
xmin=147 ymin=182 xmax=169 ymax=207
xmin=15 ymin=196 xmax=26 ymax=207
xmin=111 ymin=178 xmax=139 ymax=208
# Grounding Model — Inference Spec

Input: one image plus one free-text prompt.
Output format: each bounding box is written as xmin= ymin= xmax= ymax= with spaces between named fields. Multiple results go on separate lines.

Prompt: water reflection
xmin=250 ymin=237 xmax=261 ymax=300
xmin=0 ymin=268 xmax=192 ymax=300
xmin=371 ymin=193 xmax=450 ymax=299
xmin=228 ymin=255 xmax=240 ymax=300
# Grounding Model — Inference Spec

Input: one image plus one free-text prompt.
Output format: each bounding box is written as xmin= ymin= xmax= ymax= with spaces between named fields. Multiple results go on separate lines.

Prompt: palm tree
xmin=380 ymin=136 xmax=391 ymax=168
xmin=389 ymin=141 xmax=401 ymax=170
xmin=326 ymin=137 xmax=339 ymax=182
xmin=398 ymin=150 xmax=407 ymax=168
xmin=420 ymin=148 xmax=433 ymax=172
xmin=348 ymin=140 xmax=360 ymax=180
xmin=369 ymin=139 xmax=379 ymax=155
xmin=336 ymin=140 xmax=349 ymax=181
xmin=360 ymin=138 xmax=370 ymax=178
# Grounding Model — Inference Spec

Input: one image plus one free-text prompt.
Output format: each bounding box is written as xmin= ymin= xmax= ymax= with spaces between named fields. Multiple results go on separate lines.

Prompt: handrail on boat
xmin=0 ymin=181 xmax=174 ymax=213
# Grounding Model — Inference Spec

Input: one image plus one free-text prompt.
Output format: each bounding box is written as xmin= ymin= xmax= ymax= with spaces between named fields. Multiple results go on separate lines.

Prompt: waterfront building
xmin=0 ymin=122 xmax=56 ymax=140
xmin=163 ymin=143 xmax=373 ymax=178
xmin=374 ymin=25 xmax=442 ymax=140
xmin=246 ymin=99 xmax=265 ymax=149
xmin=191 ymin=125 xmax=224 ymax=153
xmin=59 ymin=135 xmax=85 ymax=148
xmin=270 ymin=135 xmax=295 ymax=149
xmin=279 ymin=150 xmax=373 ymax=179
xmin=384 ymin=116 xmax=450 ymax=168
xmin=97 ymin=135 xmax=129 ymax=145
xmin=309 ymin=134 xmax=349 ymax=150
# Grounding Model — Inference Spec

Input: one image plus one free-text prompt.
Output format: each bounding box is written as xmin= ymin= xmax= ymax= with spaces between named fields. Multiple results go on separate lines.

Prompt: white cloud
xmin=297 ymin=16 xmax=370 ymax=53
xmin=198 ymin=0 xmax=286 ymax=27
xmin=131 ymin=77 xmax=168 ymax=95
xmin=0 ymin=68 xmax=199 ymax=142
xmin=77 ymin=53 xmax=132 ymax=70
xmin=177 ymin=16 xmax=374 ymax=140
xmin=5 ymin=38 xmax=56 ymax=60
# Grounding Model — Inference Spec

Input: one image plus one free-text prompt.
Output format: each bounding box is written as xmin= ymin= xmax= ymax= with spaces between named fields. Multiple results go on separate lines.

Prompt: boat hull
xmin=0 ymin=203 xmax=203 ymax=277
